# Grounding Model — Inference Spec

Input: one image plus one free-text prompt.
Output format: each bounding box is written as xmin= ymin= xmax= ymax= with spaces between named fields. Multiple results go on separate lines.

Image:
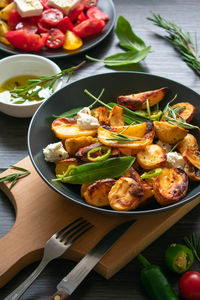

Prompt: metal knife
xmin=49 ymin=219 xmax=135 ymax=300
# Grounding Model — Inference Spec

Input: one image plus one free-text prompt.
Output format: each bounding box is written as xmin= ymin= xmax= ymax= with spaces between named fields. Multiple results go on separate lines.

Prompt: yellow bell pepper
xmin=63 ymin=30 xmax=83 ymax=51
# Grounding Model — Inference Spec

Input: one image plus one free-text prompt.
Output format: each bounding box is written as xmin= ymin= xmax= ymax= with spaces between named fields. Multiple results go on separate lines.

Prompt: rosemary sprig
xmin=0 ymin=165 xmax=30 ymax=189
xmin=148 ymin=13 xmax=200 ymax=75
xmin=10 ymin=61 xmax=86 ymax=100
xmin=184 ymin=233 xmax=200 ymax=263
xmin=107 ymin=132 xmax=143 ymax=142
xmin=162 ymin=100 xmax=199 ymax=130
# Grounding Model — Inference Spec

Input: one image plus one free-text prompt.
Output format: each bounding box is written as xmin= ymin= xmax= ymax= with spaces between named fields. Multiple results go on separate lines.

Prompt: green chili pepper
xmin=87 ymin=146 xmax=111 ymax=162
xmin=138 ymin=254 xmax=178 ymax=300
xmin=164 ymin=243 xmax=194 ymax=274
xmin=140 ymin=168 xmax=162 ymax=179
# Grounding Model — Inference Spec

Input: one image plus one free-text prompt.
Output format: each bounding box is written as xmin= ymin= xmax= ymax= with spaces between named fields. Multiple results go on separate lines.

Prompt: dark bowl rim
xmin=27 ymin=71 xmax=200 ymax=216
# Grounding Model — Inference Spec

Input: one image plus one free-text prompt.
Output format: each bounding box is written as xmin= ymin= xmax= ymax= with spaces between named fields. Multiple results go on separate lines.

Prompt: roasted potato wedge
xmin=137 ymin=144 xmax=166 ymax=169
xmin=117 ymin=87 xmax=168 ymax=111
xmin=108 ymin=105 xmax=124 ymax=127
xmin=183 ymin=150 xmax=200 ymax=169
xmin=55 ymin=158 xmax=79 ymax=176
xmin=0 ymin=2 xmax=14 ymax=20
xmin=163 ymin=102 xmax=196 ymax=123
xmin=52 ymin=117 xmax=97 ymax=139
xmin=83 ymin=179 xmax=116 ymax=207
xmin=178 ymin=134 xmax=199 ymax=155
xmin=184 ymin=163 xmax=200 ymax=181
xmin=98 ymin=122 xmax=154 ymax=149
xmin=153 ymin=168 xmax=188 ymax=206
xmin=0 ymin=0 xmax=9 ymax=8
xmin=0 ymin=20 xmax=10 ymax=36
xmin=95 ymin=106 xmax=110 ymax=125
xmin=108 ymin=177 xmax=144 ymax=211
xmin=0 ymin=35 xmax=10 ymax=45
xmin=81 ymin=184 xmax=89 ymax=198
xmin=154 ymin=121 xmax=188 ymax=144
xmin=64 ymin=136 xmax=96 ymax=156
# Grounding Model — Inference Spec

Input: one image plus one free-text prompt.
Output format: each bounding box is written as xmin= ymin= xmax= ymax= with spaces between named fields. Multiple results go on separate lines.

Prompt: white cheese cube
xmin=77 ymin=113 xmax=99 ymax=130
xmin=14 ymin=0 xmax=43 ymax=18
xmin=166 ymin=152 xmax=186 ymax=169
xmin=47 ymin=0 xmax=80 ymax=15
xmin=43 ymin=142 xmax=69 ymax=163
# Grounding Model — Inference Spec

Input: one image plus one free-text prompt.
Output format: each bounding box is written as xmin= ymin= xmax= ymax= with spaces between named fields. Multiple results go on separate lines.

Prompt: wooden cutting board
xmin=0 ymin=156 xmax=200 ymax=288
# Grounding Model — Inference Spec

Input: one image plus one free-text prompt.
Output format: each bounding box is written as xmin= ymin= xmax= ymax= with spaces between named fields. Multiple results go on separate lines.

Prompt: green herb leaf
xmin=52 ymin=157 xmax=135 ymax=184
xmin=103 ymin=47 xmax=151 ymax=67
xmin=184 ymin=233 xmax=200 ymax=263
xmin=0 ymin=165 xmax=30 ymax=189
xmin=115 ymin=16 xmax=147 ymax=51
xmin=53 ymin=107 xmax=83 ymax=119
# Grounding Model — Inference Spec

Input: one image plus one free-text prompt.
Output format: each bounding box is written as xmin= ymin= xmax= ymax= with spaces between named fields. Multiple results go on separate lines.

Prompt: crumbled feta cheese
xmin=166 ymin=152 xmax=186 ymax=169
xmin=38 ymin=88 xmax=52 ymax=99
xmin=47 ymin=0 xmax=80 ymax=15
xmin=43 ymin=142 xmax=69 ymax=163
xmin=14 ymin=0 xmax=43 ymax=17
xmin=156 ymin=140 xmax=172 ymax=153
xmin=77 ymin=107 xmax=91 ymax=116
xmin=77 ymin=112 xmax=99 ymax=130
xmin=0 ymin=91 xmax=11 ymax=104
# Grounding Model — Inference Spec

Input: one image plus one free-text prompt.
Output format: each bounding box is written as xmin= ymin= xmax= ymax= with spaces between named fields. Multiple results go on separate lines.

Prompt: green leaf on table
xmin=115 ymin=16 xmax=147 ymax=51
xmin=103 ymin=46 xmax=151 ymax=66
xmin=52 ymin=157 xmax=135 ymax=184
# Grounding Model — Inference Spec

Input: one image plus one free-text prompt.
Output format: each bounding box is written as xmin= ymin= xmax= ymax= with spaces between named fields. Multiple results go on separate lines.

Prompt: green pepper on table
xmin=138 ymin=254 xmax=179 ymax=300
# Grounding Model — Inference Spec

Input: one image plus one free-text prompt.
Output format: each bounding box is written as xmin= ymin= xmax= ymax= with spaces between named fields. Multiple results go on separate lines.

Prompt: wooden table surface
xmin=0 ymin=0 xmax=200 ymax=299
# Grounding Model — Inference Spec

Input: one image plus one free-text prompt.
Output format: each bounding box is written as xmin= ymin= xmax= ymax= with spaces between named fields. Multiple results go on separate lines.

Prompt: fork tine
xmin=68 ymin=224 xmax=94 ymax=245
xmin=62 ymin=222 xmax=93 ymax=245
xmin=58 ymin=220 xmax=87 ymax=241
xmin=55 ymin=217 xmax=83 ymax=238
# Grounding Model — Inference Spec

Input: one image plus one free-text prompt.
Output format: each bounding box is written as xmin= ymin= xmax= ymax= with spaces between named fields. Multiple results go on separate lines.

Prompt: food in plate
xmin=0 ymin=0 xmax=109 ymax=51
xmin=43 ymin=86 xmax=200 ymax=211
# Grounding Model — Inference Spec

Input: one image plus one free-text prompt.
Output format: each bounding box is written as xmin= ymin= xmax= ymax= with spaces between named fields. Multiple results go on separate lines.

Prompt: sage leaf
xmin=115 ymin=16 xmax=147 ymax=51
xmin=55 ymin=157 xmax=135 ymax=184
xmin=53 ymin=107 xmax=82 ymax=119
xmin=104 ymin=47 xmax=151 ymax=67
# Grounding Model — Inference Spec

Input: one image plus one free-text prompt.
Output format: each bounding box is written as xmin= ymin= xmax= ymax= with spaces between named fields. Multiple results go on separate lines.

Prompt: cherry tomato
xmin=82 ymin=0 xmax=98 ymax=9
xmin=68 ymin=3 xmax=84 ymax=22
xmin=38 ymin=20 xmax=51 ymax=33
xmin=179 ymin=271 xmax=200 ymax=300
xmin=75 ymin=11 xmax=87 ymax=25
xmin=8 ymin=10 xmax=22 ymax=30
xmin=46 ymin=28 xmax=65 ymax=48
xmin=73 ymin=18 xmax=105 ymax=38
xmin=6 ymin=30 xmax=49 ymax=51
xmin=86 ymin=6 xmax=109 ymax=21
xmin=41 ymin=8 xmax=63 ymax=26
xmin=57 ymin=16 xmax=74 ymax=33
xmin=15 ymin=22 xmax=38 ymax=34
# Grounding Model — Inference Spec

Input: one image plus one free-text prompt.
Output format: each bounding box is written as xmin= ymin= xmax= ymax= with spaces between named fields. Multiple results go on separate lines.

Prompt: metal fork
xmin=4 ymin=217 xmax=92 ymax=300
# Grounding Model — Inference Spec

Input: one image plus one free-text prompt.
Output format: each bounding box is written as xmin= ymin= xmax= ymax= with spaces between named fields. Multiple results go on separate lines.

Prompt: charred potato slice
xmin=184 ymin=163 xmax=200 ymax=181
xmin=0 ymin=35 xmax=10 ymax=45
xmin=154 ymin=121 xmax=188 ymax=144
xmin=137 ymin=144 xmax=166 ymax=169
xmin=0 ymin=2 xmax=14 ymax=20
xmin=83 ymin=179 xmax=116 ymax=207
xmin=183 ymin=150 xmax=200 ymax=169
xmin=52 ymin=117 xmax=97 ymax=139
xmin=55 ymin=158 xmax=79 ymax=176
xmin=0 ymin=20 xmax=10 ymax=36
xmin=98 ymin=122 xmax=154 ymax=149
xmin=108 ymin=105 xmax=124 ymax=127
xmin=81 ymin=184 xmax=89 ymax=197
xmin=108 ymin=177 xmax=144 ymax=211
xmin=64 ymin=136 xmax=96 ymax=156
xmin=0 ymin=0 xmax=9 ymax=8
xmin=165 ymin=102 xmax=196 ymax=123
xmin=117 ymin=87 xmax=168 ymax=111
xmin=178 ymin=134 xmax=199 ymax=155
xmin=153 ymin=168 xmax=188 ymax=206
xmin=96 ymin=106 xmax=110 ymax=125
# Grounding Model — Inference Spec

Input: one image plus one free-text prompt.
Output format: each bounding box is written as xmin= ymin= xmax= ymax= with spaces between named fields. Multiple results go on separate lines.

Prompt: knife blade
xmin=49 ymin=219 xmax=135 ymax=300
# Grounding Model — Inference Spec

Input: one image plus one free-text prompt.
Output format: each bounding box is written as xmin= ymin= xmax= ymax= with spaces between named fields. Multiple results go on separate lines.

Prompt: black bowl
xmin=28 ymin=72 xmax=200 ymax=215
xmin=0 ymin=0 xmax=116 ymax=58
